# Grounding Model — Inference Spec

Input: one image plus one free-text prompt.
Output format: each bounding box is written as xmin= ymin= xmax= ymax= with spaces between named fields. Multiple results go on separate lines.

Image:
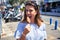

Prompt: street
xmin=0 ymin=15 xmax=60 ymax=40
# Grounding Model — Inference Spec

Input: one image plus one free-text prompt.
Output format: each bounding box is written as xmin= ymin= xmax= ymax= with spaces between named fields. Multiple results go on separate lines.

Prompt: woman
xmin=14 ymin=1 xmax=47 ymax=40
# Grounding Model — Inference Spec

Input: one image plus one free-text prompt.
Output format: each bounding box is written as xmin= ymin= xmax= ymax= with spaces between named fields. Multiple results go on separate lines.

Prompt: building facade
xmin=42 ymin=0 xmax=60 ymax=13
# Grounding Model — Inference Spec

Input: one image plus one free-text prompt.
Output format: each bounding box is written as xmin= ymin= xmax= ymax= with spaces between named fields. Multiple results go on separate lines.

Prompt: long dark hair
xmin=22 ymin=1 xmax=43 ymax=27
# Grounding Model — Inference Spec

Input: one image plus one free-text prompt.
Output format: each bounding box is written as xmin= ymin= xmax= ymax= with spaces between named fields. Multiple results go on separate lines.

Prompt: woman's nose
xmin=27 ymin=11 xmax=31 ymax=14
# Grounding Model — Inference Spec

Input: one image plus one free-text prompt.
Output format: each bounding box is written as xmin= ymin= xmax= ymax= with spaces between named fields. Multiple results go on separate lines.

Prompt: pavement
xmin=41 ymin=15 xmax=60 ymax=40
xmin=45 ymin=23 xmax=60 ymax=40
xmin=0 ymin=17 xmax=60 ymax=40
xmin=0 ymin=19 xmax=19 ymax=40
xmin=41 ymin=15 xmax=60 ymax=30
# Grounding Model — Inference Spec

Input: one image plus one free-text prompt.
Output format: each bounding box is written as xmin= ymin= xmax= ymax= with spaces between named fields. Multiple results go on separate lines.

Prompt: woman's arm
xmin=14 ymin=23 xmax=26 ymax=40
xmin=16 ymin=24 xmax=31 ymax=40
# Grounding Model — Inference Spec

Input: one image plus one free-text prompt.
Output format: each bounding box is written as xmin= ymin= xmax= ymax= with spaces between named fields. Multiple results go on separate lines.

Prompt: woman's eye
xmin=26 ymin=10 xmax=33 ymax=12
xmin=30 ymin=10 xmax=33 ymax=12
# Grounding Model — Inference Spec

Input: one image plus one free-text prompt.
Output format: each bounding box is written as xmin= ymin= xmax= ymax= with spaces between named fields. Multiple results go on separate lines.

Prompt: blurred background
xmin=0 ymin=0 xmax=60 ymax=40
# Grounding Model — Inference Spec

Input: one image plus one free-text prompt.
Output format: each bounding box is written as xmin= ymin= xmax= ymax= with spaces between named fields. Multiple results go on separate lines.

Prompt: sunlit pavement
xmin=0 ymin=19 xmax=19 ymax=40
xmin=41 ymin=15 xmax=60 ymax=30
xmin=41 ymin=15 xmax=60 ymax=40
xmin=46 ymin=23 xmax=60 ymax=40
xmin=0 ymin=16 xmax=60 ymax=40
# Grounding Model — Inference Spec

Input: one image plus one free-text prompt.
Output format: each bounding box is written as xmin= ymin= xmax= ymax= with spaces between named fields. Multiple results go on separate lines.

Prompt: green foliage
xmin=9 ymin=0 xmax=27 ymax=7
xmin=9 ymin=0 xmax=19 ymax=5
xmin=9 ymin=0 xmax=14 ymax=5
xmin=20 ymin=7 xmax=25 ymax=11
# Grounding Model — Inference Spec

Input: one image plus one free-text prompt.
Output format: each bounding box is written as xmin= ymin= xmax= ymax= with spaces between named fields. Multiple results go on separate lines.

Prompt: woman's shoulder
xmin=18 ymin=22 xmax=27 ymax=26
xmin=17 ymin=22 xmax=27 ymax=30
xmin=40 ymin=22 xmax=46 ymax=27
xmin=42 ymin=22 xmax=46 ymax=26
xmin=39 ymin=22 xmax=46 ymax=30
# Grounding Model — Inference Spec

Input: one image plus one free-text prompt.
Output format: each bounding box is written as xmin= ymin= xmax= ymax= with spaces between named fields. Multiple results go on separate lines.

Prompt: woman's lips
xmin=29 ymin=16 xmax=32 ymax=18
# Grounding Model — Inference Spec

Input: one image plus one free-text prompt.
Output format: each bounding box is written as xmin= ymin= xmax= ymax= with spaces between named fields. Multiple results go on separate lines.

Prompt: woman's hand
xmin=17 ymin=34 xmax=26 ymax=40
xmin=23 ymin=24 xmax=31 ymax=36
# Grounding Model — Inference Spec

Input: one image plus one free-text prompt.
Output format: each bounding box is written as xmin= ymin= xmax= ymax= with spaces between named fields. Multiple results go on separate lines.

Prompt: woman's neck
xmin=31 ymin=18 xmax=34 ymax=23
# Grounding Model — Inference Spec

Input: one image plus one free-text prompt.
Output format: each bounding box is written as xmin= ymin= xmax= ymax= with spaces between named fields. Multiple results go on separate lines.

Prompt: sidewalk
xmin=0 ymin=20 xmax=19 ymax=40
xmin=45 ymin=23 xmax=60 ymax=40
xmin=41 ymin=15 xmax=60 ymax=40
xmin=41 ymin=15 xmax=60 ymax=30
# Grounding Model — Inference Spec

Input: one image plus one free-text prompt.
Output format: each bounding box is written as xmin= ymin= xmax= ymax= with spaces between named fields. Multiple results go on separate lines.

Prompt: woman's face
xmin=25 ymin=5 xmax=37 ymax=18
